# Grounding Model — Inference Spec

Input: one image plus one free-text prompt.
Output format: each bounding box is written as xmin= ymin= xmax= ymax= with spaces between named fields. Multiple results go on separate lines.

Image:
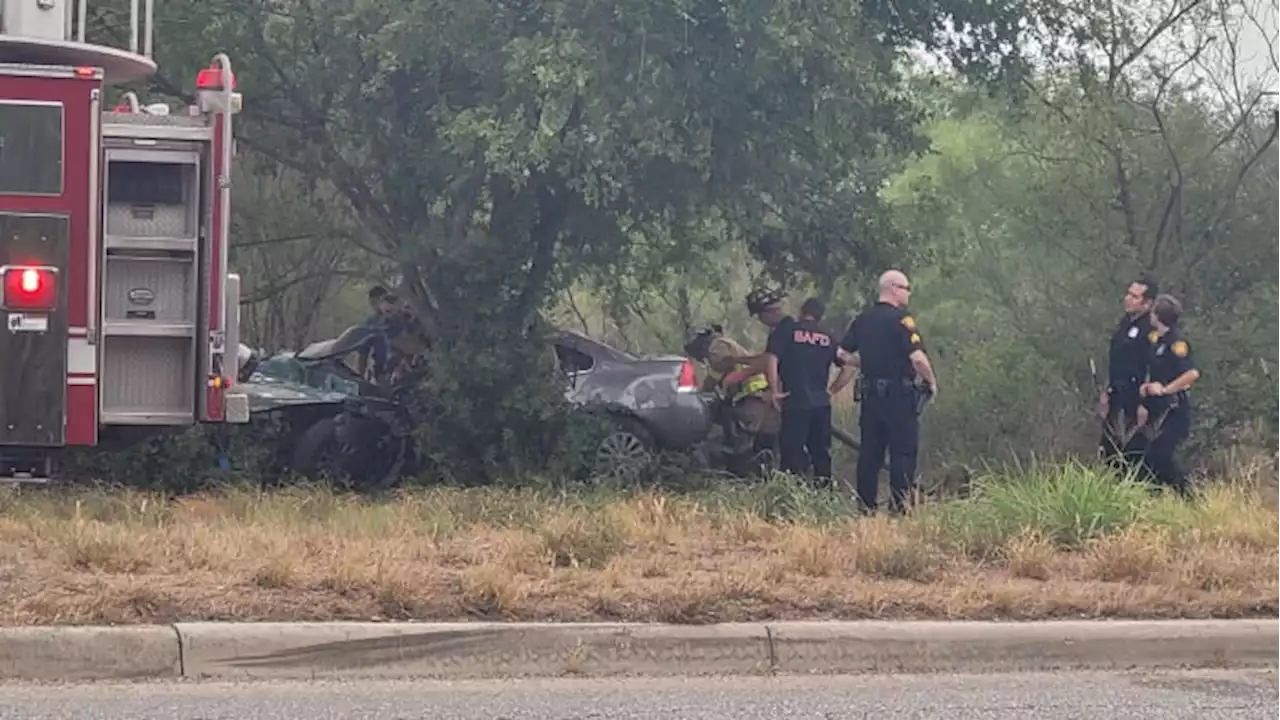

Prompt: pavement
xmin=0 ymin=669 xmax=1275 ymax=719
xmin=0 ymin=619 xmax=1275 ymax=682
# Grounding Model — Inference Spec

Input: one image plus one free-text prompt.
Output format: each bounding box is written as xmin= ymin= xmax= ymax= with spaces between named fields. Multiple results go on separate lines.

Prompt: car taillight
xmin=1 ymin=266 xmax=57 ymax=311
xmin=678 ymin=360 xmax=698 ymax=391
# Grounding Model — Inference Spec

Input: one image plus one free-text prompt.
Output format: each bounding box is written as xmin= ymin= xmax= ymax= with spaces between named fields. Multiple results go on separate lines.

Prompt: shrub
xmin=919 ymin=460 xmax=1153 ymax=557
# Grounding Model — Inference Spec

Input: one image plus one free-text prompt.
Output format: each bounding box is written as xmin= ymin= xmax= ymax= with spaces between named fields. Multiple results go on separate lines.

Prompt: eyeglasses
xmin=894 ymin=283 xmax=911 ymax=291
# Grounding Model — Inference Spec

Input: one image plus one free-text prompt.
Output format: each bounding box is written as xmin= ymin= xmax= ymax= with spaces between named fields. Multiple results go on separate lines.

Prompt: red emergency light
xmin=195 ymin=63 xmax=236 ymax=91
xmin=1 ymin=266 xmax=58 ymax=312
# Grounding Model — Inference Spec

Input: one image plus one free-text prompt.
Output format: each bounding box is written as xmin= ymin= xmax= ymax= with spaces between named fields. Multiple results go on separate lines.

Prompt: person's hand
xmin=1140 ymin=382 xmax=1165 ymax=397
xmin=1097 ymin=392 xmax=1109 ymax=418
xmin=768 ymin=389 xmax=789 ymax=411
xmin=1137 ymin=405 xmax=1149 ymax=427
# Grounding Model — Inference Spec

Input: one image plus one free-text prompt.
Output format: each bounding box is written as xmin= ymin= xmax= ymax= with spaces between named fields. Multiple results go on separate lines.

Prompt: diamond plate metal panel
xmin=104 ymin=204 xmax=192 ymax=238
xmin=103 ymin=256 xmax=195 ymax=323
xmin=101 ymin=336 xmax=194 ymax=414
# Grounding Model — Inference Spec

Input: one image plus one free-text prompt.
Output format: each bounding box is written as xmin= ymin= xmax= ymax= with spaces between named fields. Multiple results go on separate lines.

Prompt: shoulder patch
xmin=909 ymin=333 xmax=921 ymax=345
xmin=1148 ymin=330 xmax=1159 ymax=344
xmin=1172 ymin=340 xmax=1188 ymax=358
xmin=901 ymin=316 xmax=917 ymax=331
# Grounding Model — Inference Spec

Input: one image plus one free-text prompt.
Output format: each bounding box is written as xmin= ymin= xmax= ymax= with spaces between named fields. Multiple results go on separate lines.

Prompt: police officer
xmin=1138 ymin=294 xmax=1200 ymax=497
xmin=750 ymin=292 xmax=852 ymax=486
xmin=834 ymin=270 xmax=938 ymax=515
xmin=1099 ymin=274 xmax=1158 ymax=470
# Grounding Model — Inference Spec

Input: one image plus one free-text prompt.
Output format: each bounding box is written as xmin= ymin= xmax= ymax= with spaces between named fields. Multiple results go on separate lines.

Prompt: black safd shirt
xmin=765 ymin=315 xmax=841 ymax=410
xmin=1108 ymin=312 xmax=1152 ymax=390
xmin=839 ymin=301 xmax=925 ymax=381
xmin=1144 ymin=327 xmax=1197 ymax=415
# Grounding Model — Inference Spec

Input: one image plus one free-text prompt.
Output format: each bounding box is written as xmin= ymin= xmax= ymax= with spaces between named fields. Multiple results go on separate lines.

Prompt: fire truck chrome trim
xmin=67 ymin=336 xmax=96 ymax=374
xmin=86 ymin=88 xmax=101 ymax=345
xmin=100 ymin=123 xmax=213 ymax=142
xmin=213 ymin=54 xmax=233 ymax=388
xmin=100 ymin=411 xmax=192 ymax=425
xmin=0 ymin=63 xmax=103 ymax=80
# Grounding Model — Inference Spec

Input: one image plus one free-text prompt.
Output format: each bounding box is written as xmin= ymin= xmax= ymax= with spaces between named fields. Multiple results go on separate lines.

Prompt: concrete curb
xmin=0 ymin=619 xmax=1274 ymax=681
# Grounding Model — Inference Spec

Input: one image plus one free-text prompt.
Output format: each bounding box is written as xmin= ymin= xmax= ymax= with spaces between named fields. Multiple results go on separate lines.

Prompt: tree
xmin=883 ymin=0 xmax=1278 ymax=468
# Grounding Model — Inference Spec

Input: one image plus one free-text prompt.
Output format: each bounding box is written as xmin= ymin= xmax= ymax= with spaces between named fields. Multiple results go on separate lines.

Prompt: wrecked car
xmin=236 ymin=324 xmax=428 ymax=487
xmin=553 ymin=329 xmax=714 ymax=479
xmin=236 ymin=326 xmax=714 ymax=485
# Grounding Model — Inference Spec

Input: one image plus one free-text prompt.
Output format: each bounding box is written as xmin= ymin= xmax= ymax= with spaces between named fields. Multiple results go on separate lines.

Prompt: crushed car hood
xmin=236 ymin=376 xmax=351 ymax=413
xmin=236 ymin=351 xmax=359 ymax=413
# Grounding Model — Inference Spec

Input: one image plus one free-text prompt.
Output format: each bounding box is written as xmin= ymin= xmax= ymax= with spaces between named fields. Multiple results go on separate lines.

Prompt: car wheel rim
xmin=596 ymin=431 xmax=651 ymax=479
xmin=316 ymin=441 xmax=360 ymax=485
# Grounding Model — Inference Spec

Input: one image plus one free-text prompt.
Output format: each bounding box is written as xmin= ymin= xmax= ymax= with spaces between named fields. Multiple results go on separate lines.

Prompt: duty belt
xmin=1107 ymin=376 xmax=1141 ymax=393
xmin=856 ymin=375 xmax=908 ymax=400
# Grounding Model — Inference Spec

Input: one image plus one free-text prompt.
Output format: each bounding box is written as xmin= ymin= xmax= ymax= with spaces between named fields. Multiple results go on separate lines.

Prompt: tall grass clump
xmin=692 ymin=471 xmax=858 ymax=525
xmin=920 ymin=460 xmax=1154 ymax=557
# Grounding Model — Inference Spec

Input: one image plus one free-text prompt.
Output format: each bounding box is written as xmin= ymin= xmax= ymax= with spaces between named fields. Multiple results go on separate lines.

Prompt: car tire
xmin=291 ymin=417 xmax=349 ymax=484
xmin=594 ymin=416 xmax=656 ymax=483
xmin=291 ymin=416 xmax=395 ymax=489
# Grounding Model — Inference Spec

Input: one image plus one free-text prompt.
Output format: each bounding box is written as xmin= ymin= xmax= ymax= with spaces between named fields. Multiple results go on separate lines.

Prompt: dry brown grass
xmin=0 ymin=471 xmax=1275 ymax=626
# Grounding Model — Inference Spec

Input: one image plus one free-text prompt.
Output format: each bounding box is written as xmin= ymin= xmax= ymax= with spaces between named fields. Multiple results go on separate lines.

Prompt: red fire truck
xmin=0 ymin=0 xmax=249 ymax=481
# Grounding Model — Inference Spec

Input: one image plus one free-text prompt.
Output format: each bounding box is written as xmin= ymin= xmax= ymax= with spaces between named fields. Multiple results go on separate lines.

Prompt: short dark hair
xmin=369 ymin=285 xmax=389 ymax=301
xmin=800 ymin=297 xmax=825 ymax=321
xmin=1135 ymin=273 xmax=1159 ymax=300
xmin=1151 ymin=294 xmax=1182 ymax=326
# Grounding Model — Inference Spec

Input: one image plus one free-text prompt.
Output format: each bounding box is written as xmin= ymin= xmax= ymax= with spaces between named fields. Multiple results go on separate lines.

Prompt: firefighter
xmin=1138 ymin=294 xmax=1200 ymax=497
xmin=683 ymin=325 xmax=779 ymax=457
xmin=1099 ymin=274 xmax=1159 ymax=472
xmin=835 ymin=270 xmax=938 ymax=515
xmin=745 ymin=289 xmax=851 ymax=487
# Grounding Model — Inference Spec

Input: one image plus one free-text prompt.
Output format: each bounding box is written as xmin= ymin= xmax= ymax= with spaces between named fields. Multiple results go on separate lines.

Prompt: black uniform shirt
xmin=839 ymin=302 xmax=925 ymax=381
xmin=1107 ymin=312 xmax=1152 ymax=390
xmin=1144 ymin=327 xmax=1197 ymax=414
xmin=765 ymin=315 xmax=841 ymax=409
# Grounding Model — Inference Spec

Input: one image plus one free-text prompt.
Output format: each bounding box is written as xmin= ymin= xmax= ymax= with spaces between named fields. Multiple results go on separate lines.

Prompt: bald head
xmin=878 ymin=269 xmax=911 ymax=307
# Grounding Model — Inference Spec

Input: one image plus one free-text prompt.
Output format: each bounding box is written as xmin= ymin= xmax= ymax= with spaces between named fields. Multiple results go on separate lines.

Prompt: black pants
xmin=779 ymin=404 xmax=832 ymax=483
xmin=1141 ymin=405 xmax=1191 ymax=496
xmin=856 ymin=385 xmax=919 ymax=514
xmin=1100 ymin=385 xmax=1145 ymax=471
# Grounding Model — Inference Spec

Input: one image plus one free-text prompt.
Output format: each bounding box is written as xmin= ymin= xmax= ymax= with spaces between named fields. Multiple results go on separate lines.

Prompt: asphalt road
xmin=0 ymin=670 xmax=1274 ymax=719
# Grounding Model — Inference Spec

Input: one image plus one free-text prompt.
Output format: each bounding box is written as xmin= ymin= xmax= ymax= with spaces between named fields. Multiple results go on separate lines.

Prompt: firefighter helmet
xmin=682 ymin=324 xmax=724 ymax=360
xmin=744 ymin=287 xmax=786 ymax=315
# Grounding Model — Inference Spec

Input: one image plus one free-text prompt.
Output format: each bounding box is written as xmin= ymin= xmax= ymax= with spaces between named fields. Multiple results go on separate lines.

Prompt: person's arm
xmin=900 ymin=315 xmax=937 ymax=396
xmin=706 ymin=339 xmax=743 ymax=376
xmin=830 ymin=361 xmax=858 ymax=395
xmin=766 ymin=352 xmax=782 ymax=396
xmin=763 ymin=323 xmax=790 ymax=407
xmin=1142 ymin=338 xmax=1200 ymax=397
xmin=831 ymin=318 xmax=860 ymax=395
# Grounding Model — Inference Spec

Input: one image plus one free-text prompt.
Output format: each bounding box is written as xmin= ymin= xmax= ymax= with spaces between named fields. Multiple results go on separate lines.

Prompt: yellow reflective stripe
xmin=733 ymin=374 xmax=769 ymax=401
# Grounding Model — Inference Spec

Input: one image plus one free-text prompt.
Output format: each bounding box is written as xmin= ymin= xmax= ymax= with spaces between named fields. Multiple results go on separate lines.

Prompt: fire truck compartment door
xmin=0 ymin=212 xmax=69 ymax=447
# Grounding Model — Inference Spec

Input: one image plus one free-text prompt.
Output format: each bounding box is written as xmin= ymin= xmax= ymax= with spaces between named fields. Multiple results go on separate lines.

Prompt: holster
xmin=913 ymin=384 xmax=934 ymax=415
xmin=859 ymin=375 xmax=930 ymax=414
